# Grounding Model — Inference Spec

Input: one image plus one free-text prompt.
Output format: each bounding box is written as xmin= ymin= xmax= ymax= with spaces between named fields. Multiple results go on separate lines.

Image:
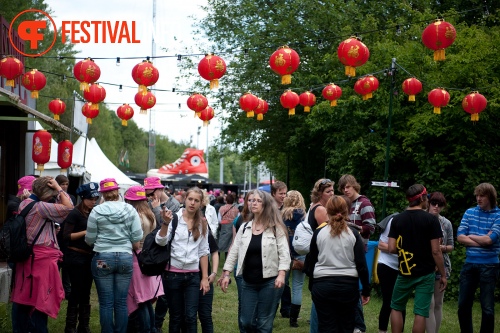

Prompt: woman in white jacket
xmin=219 ymin=189 xmax=291 ymax=333
xmin=155 ymin=187 xmax=210 ymax=333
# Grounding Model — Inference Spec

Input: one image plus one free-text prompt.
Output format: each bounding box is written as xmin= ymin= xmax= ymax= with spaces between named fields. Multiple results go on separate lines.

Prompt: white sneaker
xmin=353 ymin=329 xmax=365 ymax=333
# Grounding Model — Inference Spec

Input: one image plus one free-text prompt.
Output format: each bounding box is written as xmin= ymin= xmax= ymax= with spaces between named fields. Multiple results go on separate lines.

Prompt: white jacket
xmin=155 ymin=210 xmax=210 ymax=271
xmin=205 ymin=204 xmax=219 ymax=239
xmin=223 ymin=220 xmax=291 ymax=278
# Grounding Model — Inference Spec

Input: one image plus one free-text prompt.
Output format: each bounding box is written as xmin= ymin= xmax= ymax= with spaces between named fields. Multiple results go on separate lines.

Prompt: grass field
xmin=2 ymin=268 xmax=498 ymax=332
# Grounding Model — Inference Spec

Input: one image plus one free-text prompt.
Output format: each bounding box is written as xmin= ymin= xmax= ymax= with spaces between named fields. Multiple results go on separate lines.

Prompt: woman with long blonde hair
xmin=307 ymin=195 xmax=371 ymax=333
xmin=156 ymin=187 xmax=210 ymax=333
xmin=282 ymin=190 xmax=307 ymax=327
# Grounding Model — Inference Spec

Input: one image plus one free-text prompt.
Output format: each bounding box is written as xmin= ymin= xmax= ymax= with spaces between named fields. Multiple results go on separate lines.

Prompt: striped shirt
xmin=19 ymin=193 xmax=74 ymax=249
xmin=349 ymin=195 xmax=376 ymax=240
xmin=457 ymin=206 xmax=500 ymax=264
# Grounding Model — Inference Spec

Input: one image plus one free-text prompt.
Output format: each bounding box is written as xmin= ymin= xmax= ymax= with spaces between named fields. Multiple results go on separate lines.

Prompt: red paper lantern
xmin=427 ymin=88 xmax=450 ymax=114
xmin=131 ymin=60 xmax=159 ymax=94
xmin=280 ymin=90 xmax=300 ymax=116
xmin=32 ymin=130 xmax=52 ymax=172
xmin=269 ymin=46 xmax=300 ymax=85
xmin=0 ymin=56 xmax=24 ymax=87
xmin=82 ymin=102 xmax=99 ymax=124
xmin=354 ymin=76 xmax=379 ymax=100
xmin=198 ymin=54 xmax=226 ymax=89
xmin=57 ymin=140 xmax=73 ymax=173
xmin=422 ymin=19 xmax=457 ymax=61
xmin=187 ymin=93 xmax=208 ymax=117
xmin=322 ymin=83 xmax=343 ymax=106
xmin=402 ymin=78 xmax=423 ymax=102
xmin=199 ymin=106 xmax=214 ymax=126
xmin=116 ymin=103 xmax=135 ymax=126
xmin=239 ymin=92 xmax=260 ymax=118
xmin=48 ymin=98 xmax=66 ymax=120
xmin=299 ymin=91 xmax=316 ymax=113
xmin=337 ymin=37 xmax=370 ymax=77
xmin=73 ymin=58 xmax=101 ymax=92
xmin=21 ymin=69 xmax=46 ymax=99
xmin=83 ymin=83 xmax=106 ymax=110
xmin=134 ymin=91 xmax=156 ymax=114
xmin=254 ymin=98 xmax=269 ymax=121
xmin=462 ymin=91 xmax=487 ymax=122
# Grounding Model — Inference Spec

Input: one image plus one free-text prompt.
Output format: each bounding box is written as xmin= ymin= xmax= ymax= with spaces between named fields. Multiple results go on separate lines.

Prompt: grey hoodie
xmin=86 ymin=201 xmax=143 ymax=254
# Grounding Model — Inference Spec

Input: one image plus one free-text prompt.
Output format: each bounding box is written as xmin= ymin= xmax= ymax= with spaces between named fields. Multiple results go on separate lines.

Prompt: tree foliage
xmin=183 ymin=0 xmax=500 ymax=299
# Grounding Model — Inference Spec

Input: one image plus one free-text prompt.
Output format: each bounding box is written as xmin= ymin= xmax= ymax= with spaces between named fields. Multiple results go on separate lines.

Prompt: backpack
xmin=292 ymin=221 xmax=314 ymax=255
xmin=0 ymin=201 xmax=42 ymax=262
xmin=136 ymin=214 xmax=179 ymax=276
xmin=376 ymin=212 xmax=399 ymax=232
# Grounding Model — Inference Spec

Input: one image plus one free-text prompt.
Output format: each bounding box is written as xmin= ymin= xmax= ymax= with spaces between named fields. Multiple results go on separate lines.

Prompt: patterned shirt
xmin=19 ymin=193 xmax=74 ymax=249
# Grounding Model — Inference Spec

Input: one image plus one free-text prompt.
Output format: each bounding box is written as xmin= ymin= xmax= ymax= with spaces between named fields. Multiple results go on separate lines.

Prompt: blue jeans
xmin=310 ymin=302 xmax=318 ymax=333
xmin=198 ymin=282 xmax=214 ymax=333
xmin=458 ymin=263 xmax=499 ymax=333
xmin=135 ymin=301 xmax=155 ymax=333
xmin=164 ymin=271 xmax=200 ymax=333
xmin=240 ymin=278 xmax=283 ymax=333
xmin=91 ymin=252 xmax=133 ymax=333
xmin=291 ymin=255 xmax=306 ymax=305
xmin=234 ymin=273 xmax=246 ymax=333
xmin=12 ymin=304 xmax=47 ymax=333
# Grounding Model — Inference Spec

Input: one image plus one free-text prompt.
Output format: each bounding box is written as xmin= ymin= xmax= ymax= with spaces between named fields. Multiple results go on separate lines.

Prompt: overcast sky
xmin=45 ymin=0 xmax=218 ymax=152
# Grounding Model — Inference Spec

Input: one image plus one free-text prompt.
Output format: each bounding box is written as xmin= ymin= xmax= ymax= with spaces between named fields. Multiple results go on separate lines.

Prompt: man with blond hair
xmin=457 ymin=183 xmax=500 ymax=333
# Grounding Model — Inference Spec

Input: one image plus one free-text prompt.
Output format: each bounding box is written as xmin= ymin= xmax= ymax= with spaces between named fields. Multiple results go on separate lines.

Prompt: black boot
xmin=77 ymin=305 xmax=91 ymax=333
xmin=289 ymin=304 xmax=301 ymax=328
xmin=65 ymin=305 xmax=78 ymax=333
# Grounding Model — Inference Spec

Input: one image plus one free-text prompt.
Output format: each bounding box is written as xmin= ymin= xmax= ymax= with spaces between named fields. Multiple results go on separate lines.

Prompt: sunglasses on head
xmin=320 ymin=179 xmax=333 ymax=186
xmin=429 ymin=200 xmax=444 ymax=207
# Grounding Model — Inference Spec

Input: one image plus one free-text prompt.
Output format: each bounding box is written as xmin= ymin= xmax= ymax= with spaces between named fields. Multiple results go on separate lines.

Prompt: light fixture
xmin=119 ymin=84 xmax=123 ymax=92
xmin=62 ymin=75 xmax=67 ymax=83
xmin=177 ymin=54 xmax=182 ymax=61
xmin=116 ymin=57 xmax=120 ymax=66
xmin=317 ymin=39 xmax=324 ymax=49
xmin=178 ymin=103 xmax=181 ymax=109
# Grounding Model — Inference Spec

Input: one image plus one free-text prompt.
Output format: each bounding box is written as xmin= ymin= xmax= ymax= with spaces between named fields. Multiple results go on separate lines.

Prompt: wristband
xmin=210 ymin=272 xmax=217 ymax=277
xmin=58 ymin=189 xmax=64 ymax=194
xmin=223 ymin=274 xmax=230 ymax=278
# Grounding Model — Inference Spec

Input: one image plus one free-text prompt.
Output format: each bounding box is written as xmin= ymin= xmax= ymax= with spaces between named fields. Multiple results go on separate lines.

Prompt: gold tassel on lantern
xmin=196 ymin=112 xmax=201 ymax=117
xmin=247 ymin=111 xmax=254 ymax=118
xmin=345 ymin=66 xmax=356 ymax=77
xmin=330 ymin=100 xmax=337 ymax=107
xmin=138 ymin=84 xmax=147 ymax=94
xmin=122 ymin=120 xmax=128 ymax=126
xmin=203 ymin=120 xmax=209 ymax=126
xmin=408 ymin=95 xmax=416 ymax=102
xmin=281 ymin=74 xmax=292 ymax=85
xmin=210 ymin=79 xmax=219 ymax=90
xmin=140 ymin=109 xmax=148 ymax=115
xmin=257 ymin=114 xmax=263 ymax=121
xmin=433 ymin=107 xmax=441 ymax=114
xmin=86 ymin=118 xmax=92 ymax=124
xmin=6 ymin=79 xmax=15 ymax=87
xmin=288 ymin=108 xmax=295 ymax=116
xmin=54 ymin=115 xmax=60 ymax=120
xmin=471 ymin=113 xmax=479 ymax=122
xmin=31 ymin=91 xmax=39 ymax=99
xmin=304 ymin=106 xmax=311 ymax=112
xmin=80 ymin=82 xmax=89 ymax=92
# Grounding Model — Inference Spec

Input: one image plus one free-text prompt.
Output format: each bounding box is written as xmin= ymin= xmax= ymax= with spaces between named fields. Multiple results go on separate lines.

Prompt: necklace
xmin=254 ymin=224 xmax=263 ymax=231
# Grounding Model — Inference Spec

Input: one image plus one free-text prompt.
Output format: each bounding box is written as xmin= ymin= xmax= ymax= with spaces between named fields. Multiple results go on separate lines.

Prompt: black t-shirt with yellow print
xmin=388 ymin=209 xmax=443 ymax=277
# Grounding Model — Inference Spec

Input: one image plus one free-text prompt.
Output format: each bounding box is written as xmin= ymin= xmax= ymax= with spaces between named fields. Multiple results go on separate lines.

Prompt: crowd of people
xmin=3 ymin=174 xmax=499 ymax=333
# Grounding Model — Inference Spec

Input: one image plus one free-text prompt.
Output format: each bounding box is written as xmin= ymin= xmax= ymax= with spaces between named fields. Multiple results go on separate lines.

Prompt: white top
xmin=377 ymin=218 xmax=399 ymax=270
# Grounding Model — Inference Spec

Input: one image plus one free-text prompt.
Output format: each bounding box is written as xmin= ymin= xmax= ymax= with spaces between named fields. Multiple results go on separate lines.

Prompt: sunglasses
xmin=146 ymin=189 xmax=157 ymax=197
xmin=320 ymin=179 xmax=333 ymax=186
xmin=429 ymin=200 xmax=444 ymax=207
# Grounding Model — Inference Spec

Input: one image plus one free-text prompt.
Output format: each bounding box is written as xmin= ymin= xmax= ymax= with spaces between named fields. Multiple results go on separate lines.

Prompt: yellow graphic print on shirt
xmin=397 ymin=235 xmax=416 ymax=275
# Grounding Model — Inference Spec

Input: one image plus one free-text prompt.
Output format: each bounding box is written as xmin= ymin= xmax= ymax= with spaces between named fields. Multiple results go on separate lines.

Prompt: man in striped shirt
xmin=457 ymin=183 xmax=500 ymax=333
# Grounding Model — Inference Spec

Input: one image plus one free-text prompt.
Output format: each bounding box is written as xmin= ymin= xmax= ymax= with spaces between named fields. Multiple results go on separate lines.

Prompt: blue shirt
xmin=457 ymin=206 xmax=500 ymax=264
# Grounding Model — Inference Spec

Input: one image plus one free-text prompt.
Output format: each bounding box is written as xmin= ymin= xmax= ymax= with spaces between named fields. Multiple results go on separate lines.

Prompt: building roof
xmin=0 ymin=86 xmax=71 ymax=133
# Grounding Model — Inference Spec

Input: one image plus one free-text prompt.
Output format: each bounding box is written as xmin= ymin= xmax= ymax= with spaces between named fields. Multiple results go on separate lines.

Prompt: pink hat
xmin=99 ymin=178 xmax=120 ymax=192
xmin=144 ymin=177 xmax=164 ymax=190
xmin=124 ymin=185 xmax=147 ymax=201
xmin=17 ymin=176 xmax=36 ymax=196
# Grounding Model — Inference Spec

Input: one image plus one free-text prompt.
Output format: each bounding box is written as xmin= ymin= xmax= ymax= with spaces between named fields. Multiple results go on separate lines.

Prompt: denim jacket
xmin=223 ymin=220 xmax=291 ymax=278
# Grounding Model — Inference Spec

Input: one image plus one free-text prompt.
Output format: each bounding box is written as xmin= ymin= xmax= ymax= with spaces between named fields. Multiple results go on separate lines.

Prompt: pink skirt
xmin=127 ymin=250 xmax=165 ymax=315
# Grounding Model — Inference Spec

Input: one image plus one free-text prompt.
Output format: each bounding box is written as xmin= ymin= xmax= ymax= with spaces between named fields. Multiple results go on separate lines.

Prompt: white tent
xmin=39 ymin=134 xmax=138 ymax=190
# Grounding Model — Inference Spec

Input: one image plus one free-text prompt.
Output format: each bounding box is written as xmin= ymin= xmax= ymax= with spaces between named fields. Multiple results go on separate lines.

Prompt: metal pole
xmin=206 ymin=125 xmax=209 ymax=174
xmin=147 ymin=0 xmax=157 ymax=170
xmin=382 ymin=58 xmax=397 ymax=218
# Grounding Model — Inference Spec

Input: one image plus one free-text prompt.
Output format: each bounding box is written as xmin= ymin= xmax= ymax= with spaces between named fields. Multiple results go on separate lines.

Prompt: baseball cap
xmin=76 ymin=182 xmax=100 ymax=199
